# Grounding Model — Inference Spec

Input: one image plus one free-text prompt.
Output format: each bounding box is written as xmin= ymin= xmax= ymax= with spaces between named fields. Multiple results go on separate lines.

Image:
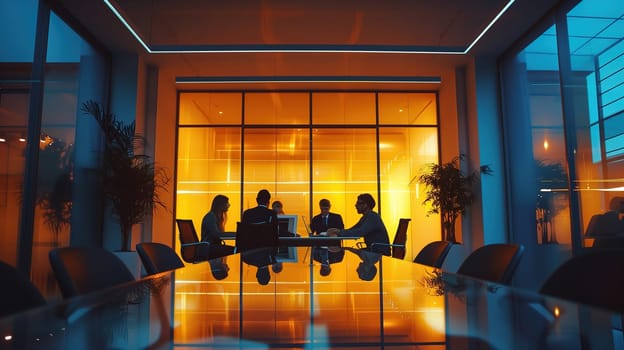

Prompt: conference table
xmin=0 ymin=246 xmax=622 ymax=349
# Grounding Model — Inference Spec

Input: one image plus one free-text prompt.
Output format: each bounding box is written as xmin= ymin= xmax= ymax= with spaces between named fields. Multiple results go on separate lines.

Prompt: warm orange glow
xmin=553 ymin=306 xmax=560 ymax=317
xmin=543 ymin=139 xmax=549 ymax=150
xmin=176 ymin=92 xmax=440 ymax=258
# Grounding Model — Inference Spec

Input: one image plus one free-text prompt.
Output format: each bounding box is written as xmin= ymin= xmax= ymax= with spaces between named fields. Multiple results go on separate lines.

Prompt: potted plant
xmin=81 ymin=100 xmax=169 ymax=251
xmin=418 ymin=155 xmax=491 ymax=243
xmin=535 ymin=160 xmax=567 ymax=244
xmin=36 ymin=135 xmax=74 ymax=241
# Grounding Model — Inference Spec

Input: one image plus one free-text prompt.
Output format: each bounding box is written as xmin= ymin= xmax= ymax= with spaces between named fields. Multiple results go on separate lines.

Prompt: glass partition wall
xmin=500 ymin=0 xmax=624 ymax=288
xmin=176 ymin=92 xmax=440 ymax=259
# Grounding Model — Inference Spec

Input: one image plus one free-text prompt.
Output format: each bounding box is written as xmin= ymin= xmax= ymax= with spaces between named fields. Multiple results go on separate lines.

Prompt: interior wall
xmin=152 ymin=68 xmax=178 ymax=247
xmin=471 ymin=56 xmax=508 ymax=245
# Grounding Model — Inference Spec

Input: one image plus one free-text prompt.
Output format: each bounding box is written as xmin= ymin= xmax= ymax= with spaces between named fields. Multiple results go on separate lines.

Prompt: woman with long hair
xmin=201 ymin=194 xmax=235 ymax=259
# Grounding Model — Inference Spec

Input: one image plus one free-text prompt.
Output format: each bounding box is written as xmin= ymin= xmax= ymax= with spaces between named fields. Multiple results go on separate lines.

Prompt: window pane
xmin=243 ymin=128 xmax=309 ymax=233
xmin=379 ymin=127 xmax=438 ymax=253
xmin=0 ymin=91 xmax=29 ymax=265
xmin=312 ymin=93 xmax=375 ymax=124
xmin=32 ymin=11 xmax=109 ymax=298
xmin=566 ymin=0 xmax=624 ymax=247
xmin=0 ymin=0 xmax=37 ymax=63
xmin=379 ymin=93 xmax=437 ymax=125
xmin=179 ymin=92 xmax=242 ymax=125
xmin=177 ymin=127 xmax=242 ymax=232
xmin=312 ymin=128 xmax=377 ymax=227
xmin=0 ymin=0 xmax=37 ymax=267
xmin=501 ymin=22 xmax=571 ymax=249
xmin=245 ymin=93 xmax=309 ymax=125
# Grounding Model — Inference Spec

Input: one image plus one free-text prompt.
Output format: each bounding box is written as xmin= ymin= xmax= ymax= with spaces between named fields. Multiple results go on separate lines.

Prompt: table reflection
xmin=1 ymin=248 xmax=622 ymax=349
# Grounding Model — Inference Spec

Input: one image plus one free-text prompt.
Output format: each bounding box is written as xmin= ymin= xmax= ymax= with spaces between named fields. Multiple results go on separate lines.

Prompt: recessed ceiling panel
xmin=110 ymin=0 xmax=510 ymax=51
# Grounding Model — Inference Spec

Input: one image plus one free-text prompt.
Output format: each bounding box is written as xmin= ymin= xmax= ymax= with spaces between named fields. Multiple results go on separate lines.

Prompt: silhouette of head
xmin=272 ymin=200 xmax=284 ymax=214
xmin=348 ymin=248 xmax=381 ymax=281
xmin=271 ymin=262 xmax=283 ymax=273
xmin=209 ymin=258 xmax=230 ymax=280
xmin=357 ymin=193 xmax=376 ymax=210
xmin=256 ymin=266 xmax=271 ymax=285
xmin=257 ymin=189 xmax=271 ymax=205
xmin=356 ymin=262 xmax=377 ymax=281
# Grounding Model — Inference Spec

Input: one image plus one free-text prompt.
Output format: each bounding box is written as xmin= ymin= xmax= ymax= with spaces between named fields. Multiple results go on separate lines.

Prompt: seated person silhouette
xmin=327 ymin=194 xmax=391 ymax=256
xmin=311 ymin=199 xmax=345 ymax=275
xmin=242 ymin=189 xmax=278 ymax=225
xmin=241 ymin=189 xmax=282 ymax=275
xmin=201 ymin=194 xmax=236 ymax=259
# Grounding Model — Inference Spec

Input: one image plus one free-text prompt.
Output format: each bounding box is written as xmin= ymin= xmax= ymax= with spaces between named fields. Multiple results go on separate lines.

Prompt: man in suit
xmin=311 ymin=199 xmax=345 ymax=275
xmin=242 ymin=189 xmax=278 ymax=224
xmin=240 ymin=189 xmax=281 ymax=275
xmin=311 ymin=199 xmax=344 ymax=234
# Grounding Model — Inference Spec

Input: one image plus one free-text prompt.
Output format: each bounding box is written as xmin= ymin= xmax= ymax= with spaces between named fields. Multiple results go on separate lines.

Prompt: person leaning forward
xmin=327 ymin=193 xmax=391 ymax=256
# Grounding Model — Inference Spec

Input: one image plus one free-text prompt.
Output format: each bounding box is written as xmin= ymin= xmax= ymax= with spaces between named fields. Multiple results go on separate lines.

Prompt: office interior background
xmin=0 ymin=0 xmax=622 ymax=298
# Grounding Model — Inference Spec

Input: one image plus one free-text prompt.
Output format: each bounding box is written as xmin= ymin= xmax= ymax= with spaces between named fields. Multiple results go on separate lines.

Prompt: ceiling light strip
xmin=150 ymin=45 xmax=465 ymax=55
xmin=464 ymin=0 xmax=516 ymax=53
xmin=103 ymin=0 xmax=152 ymax=52
xmin=175 ymin=76 xmax=441 ymax=84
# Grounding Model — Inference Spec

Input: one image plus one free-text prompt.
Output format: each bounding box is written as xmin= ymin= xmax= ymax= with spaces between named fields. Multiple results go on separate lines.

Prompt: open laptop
xmin=301 ymin=216 xmax=313 ymax=236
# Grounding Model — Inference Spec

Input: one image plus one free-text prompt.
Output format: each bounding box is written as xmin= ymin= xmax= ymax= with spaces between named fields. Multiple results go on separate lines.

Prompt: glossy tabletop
xmin=0 ymin=247 xmax=622 ymax=349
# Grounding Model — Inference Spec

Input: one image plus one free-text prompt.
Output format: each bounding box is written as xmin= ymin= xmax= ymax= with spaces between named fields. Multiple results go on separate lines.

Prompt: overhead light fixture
xmin=104 ymin=0 xmax=515 ymax=55
xmin=175 ymin=76 xmax=441 ymax=84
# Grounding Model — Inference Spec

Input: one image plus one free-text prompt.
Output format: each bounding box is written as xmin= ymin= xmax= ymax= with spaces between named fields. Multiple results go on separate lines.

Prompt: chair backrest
xmin=176 ymin=219 xmax=201 ymax=263
xmin=49 ymin=247 xmax=135 ymax=299
xmin=136 ymin=242 xmax=185 ymax=276
xmin=584 ymin=211 xmax=623 ymax=236
xmin=540 ymin=249 xmax=624 ymax=313
xmin=0 ymin=260 xmax=46 ymax=317
xmin=413 ymin=241 xmax=452 ymax=268
xmin=235 ymin=222 xmax=279 ymax=253
xmin=456 ymin=244 xmax=524 ymax=285
xmin=391 ymin=218 xmax=411 ymax=259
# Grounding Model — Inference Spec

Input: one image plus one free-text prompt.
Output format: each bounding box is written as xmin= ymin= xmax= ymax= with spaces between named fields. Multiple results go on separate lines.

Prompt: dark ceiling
xmin=54 ymin=0 xmax=562 ymax=90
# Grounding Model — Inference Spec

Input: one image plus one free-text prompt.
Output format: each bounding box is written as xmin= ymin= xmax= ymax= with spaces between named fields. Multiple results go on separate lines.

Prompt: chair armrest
xmin=370 ymin=243 xmax=405 ymax=248
xmin=181 ymin=241 xmax=211 ymax=248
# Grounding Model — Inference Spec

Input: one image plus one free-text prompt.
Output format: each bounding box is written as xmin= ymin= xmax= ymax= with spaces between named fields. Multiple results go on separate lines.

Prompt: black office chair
xmin=235 ymin=221 xmax=279 ymax=253
xmin=0 ymin=260 xmax=46 ymax=317
xmin=176 ymin=219 xmax=211 ymax=263
xmin=456 ymin=243 xmax=524 ymax=285
xmin=366 ymin=218 xmax=411 ymax=259
xmin=176 ymin=219 xmax=235 ymax=263
xmin=413 ymin=240 xmax=452 ymax=268
xmin=49 ymin=247 xmax=135 ymax=299
xmin=540 ymin=249 xmax=624 ymax=313
xmin=136 ymin=242 xmax=185 ymax=276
